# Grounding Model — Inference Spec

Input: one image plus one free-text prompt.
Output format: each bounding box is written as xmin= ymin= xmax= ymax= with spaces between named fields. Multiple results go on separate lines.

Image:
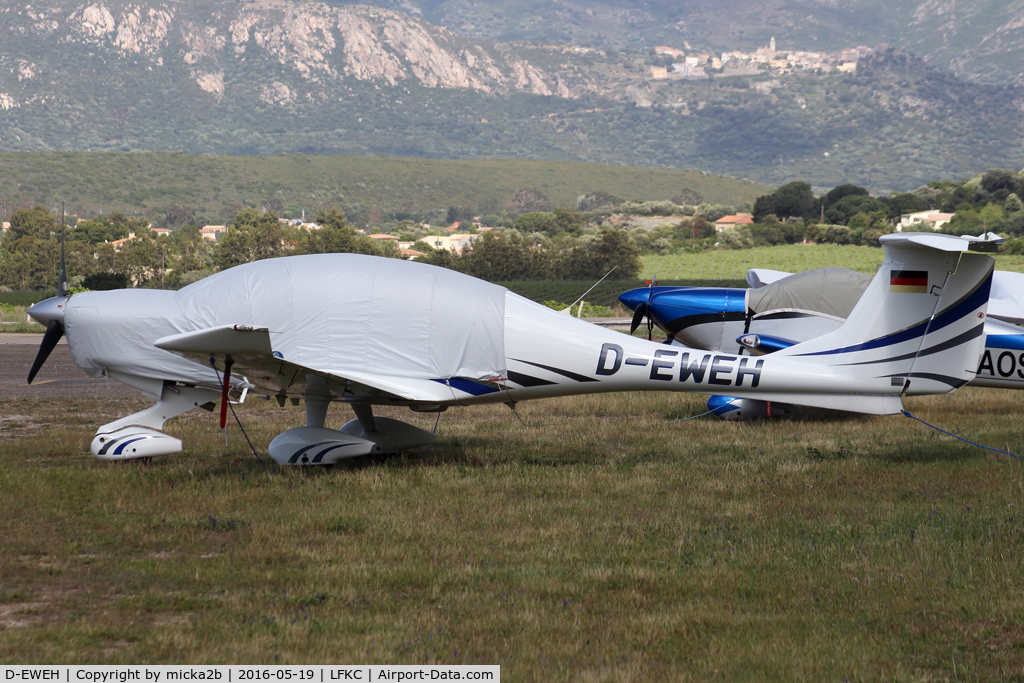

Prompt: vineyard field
xmin=642 ymin=244 xmax=1024 ymax=281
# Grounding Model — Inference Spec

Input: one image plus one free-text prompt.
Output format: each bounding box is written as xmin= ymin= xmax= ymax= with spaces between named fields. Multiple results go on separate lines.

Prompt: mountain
xmin=0 ymin=1 xmax=1022 ymax=192
xmin=362 ymin=0 xmax=1024 ymax=87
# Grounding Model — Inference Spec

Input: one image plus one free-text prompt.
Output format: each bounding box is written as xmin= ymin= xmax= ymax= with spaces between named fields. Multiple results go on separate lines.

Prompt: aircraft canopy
xmin=176 ymin=254 xmax=508 ymax=381
xmin=745 ymin=267 xmax=872 ymax=320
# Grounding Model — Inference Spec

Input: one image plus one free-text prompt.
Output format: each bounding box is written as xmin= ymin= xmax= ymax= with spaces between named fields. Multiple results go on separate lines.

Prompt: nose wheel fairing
xmin=92 ymin=427 xmax=183 ymax=460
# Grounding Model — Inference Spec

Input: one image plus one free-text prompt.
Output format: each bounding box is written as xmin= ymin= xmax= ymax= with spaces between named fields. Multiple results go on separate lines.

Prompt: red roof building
xmin=714 ymin=214 xmax=754 ymax=232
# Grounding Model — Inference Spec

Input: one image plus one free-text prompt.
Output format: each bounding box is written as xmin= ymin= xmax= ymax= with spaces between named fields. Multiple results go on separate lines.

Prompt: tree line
xmin=0 ymin=206 xmax=396 ymax=291
xmin=0 ymin=204 xmax=641 ymax=291
xmin=416 ymin=229 xmax=640 ymax=281
xmin=743 ymin=168 xmax=1024 ymax=248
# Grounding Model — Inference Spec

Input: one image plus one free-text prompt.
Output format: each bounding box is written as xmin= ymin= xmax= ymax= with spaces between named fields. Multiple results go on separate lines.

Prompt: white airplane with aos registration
xmin=26 ymin=232 xmax=996 ymax=464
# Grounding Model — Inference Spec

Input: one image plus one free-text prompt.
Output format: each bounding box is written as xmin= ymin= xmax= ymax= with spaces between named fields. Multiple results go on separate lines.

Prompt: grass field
xmin=0 ymin=305 xmax=44 ymax=332
xmin=2 ymin=387 xmax=1024 ymax=678
xmin=642 ymin=244 xmax=1024 ymax=281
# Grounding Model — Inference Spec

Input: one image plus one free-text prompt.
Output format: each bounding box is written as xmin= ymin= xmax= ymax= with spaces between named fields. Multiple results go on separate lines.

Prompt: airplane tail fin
xmin=775 ymin=233 xmax=996 ymax=396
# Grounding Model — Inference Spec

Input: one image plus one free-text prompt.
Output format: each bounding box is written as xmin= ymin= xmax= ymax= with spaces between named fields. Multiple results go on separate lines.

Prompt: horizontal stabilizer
xmin=884 ymin=231 xmax=1003 ymax=252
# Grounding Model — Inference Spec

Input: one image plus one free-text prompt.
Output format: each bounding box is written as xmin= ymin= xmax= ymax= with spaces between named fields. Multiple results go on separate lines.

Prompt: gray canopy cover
xmin=745 ymin=267 xmax=872 ymax=320
xmin=177 ymin=254 xmax=509 ymax=381
xmin=66 ymin=254 xmax=507 ymax=383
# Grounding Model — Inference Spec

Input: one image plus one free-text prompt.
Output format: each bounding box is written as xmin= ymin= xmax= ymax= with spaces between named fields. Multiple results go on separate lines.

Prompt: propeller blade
xmin=645 ymin=279 xmax=657 ymax=341
xmin=58 ymin=203 xmax=68 ymax=297
xmin=27 ymin=320 xmax=64 ymax=384
xmin=629 ymin=303 xmax=647 ymax=335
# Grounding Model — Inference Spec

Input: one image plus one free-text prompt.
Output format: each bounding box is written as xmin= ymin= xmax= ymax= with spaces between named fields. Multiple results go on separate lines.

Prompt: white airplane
xmin=620 ymin=234 xmax=1020 ymax=419
xmin=27 ymin=232 xmax=996 ymax=464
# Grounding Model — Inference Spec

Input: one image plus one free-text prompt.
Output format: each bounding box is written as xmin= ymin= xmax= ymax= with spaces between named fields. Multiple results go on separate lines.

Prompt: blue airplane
xmin=620 ymin=250 xmax=1024 ymax=420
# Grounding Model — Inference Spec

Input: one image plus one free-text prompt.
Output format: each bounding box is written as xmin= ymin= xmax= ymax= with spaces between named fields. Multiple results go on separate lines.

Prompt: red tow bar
xmin=220 ymin=356 xmax=234 ymax=429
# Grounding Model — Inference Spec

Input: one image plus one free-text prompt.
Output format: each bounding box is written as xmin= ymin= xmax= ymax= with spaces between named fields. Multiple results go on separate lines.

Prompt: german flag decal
xmin=890 ymin=269 xmax=928 ymax=293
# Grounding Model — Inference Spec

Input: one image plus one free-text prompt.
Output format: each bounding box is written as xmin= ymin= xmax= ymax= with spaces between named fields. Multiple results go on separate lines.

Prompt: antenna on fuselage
xmin=559 ymin=266 xmax=618 ymax=317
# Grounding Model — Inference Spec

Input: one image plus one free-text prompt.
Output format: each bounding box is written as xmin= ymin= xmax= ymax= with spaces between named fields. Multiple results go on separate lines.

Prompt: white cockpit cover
xmin=989 ymin=271 xmax=1024 ymax=325
xmin=745 ymin=268 xmax=792 ymax=289
xmin=176 ymin=254 xmax=508 ymax=380
xmin=745 ymin=267 xmax=872 ymax=320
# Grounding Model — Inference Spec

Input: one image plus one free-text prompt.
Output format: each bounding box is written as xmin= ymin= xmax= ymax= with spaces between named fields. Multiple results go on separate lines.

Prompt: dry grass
xmin=2 ymin=388 xmax=1024 ymax=680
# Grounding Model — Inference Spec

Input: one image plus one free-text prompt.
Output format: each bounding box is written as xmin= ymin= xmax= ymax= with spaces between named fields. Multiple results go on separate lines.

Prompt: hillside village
xmin=649 ymin=39 xmax=873 ymax=80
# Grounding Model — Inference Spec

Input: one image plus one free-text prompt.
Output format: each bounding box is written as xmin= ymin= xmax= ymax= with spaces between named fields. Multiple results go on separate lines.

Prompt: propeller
xmin=629 ymin=276 xmax=657 ymax=341
xmin=26 ymin=204 xmax=69 ymax=384
xmin=57 ymin=203 xmax=68 ymax=298
xmin=27 ymin=320 xmax=65 ymax=384
xmin=629 ymin=301 xmax=648 ymax=336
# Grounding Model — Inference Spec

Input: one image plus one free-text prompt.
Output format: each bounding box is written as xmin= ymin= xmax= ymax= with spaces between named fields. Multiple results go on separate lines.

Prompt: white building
xmin=898 ymin=211 xmax=954 ymax=231
xmin=426 ymin=233 xmax=478 ymax=253
xmin=654 ymin=46 xmax=686 ymax=58
xmin=200 ymin=225 xmax=227 ymax=241
xmin=672 ymin=62 xmax=706 ymax=77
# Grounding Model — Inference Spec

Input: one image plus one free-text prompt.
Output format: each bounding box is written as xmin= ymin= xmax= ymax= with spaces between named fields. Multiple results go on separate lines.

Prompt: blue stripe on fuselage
xmin=433 ymin=377 xmax=502 ymax=396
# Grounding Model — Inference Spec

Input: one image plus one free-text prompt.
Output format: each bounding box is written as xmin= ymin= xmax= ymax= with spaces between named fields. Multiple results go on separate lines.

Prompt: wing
xmin=153 ymin=325 xmax=457 ymax=406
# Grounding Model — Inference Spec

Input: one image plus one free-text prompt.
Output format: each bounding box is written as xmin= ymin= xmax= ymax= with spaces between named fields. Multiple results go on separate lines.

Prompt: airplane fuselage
xmin=25 ymin=241 xmax=996 ymax=463
xmin=56 ymin=288 xmax=905 ymax=413
xmin=618 ymin=285 xmax=1024 ymax=392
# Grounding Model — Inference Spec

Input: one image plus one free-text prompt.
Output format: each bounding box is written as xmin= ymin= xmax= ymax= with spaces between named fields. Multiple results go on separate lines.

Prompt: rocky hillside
xmin=366 ymin=0 xmax=1024 ymax=87
xmin=1 ymin=0 xmax=572 ymax=107
xmin=0 ymin=1 xmax=1022 ymax=192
